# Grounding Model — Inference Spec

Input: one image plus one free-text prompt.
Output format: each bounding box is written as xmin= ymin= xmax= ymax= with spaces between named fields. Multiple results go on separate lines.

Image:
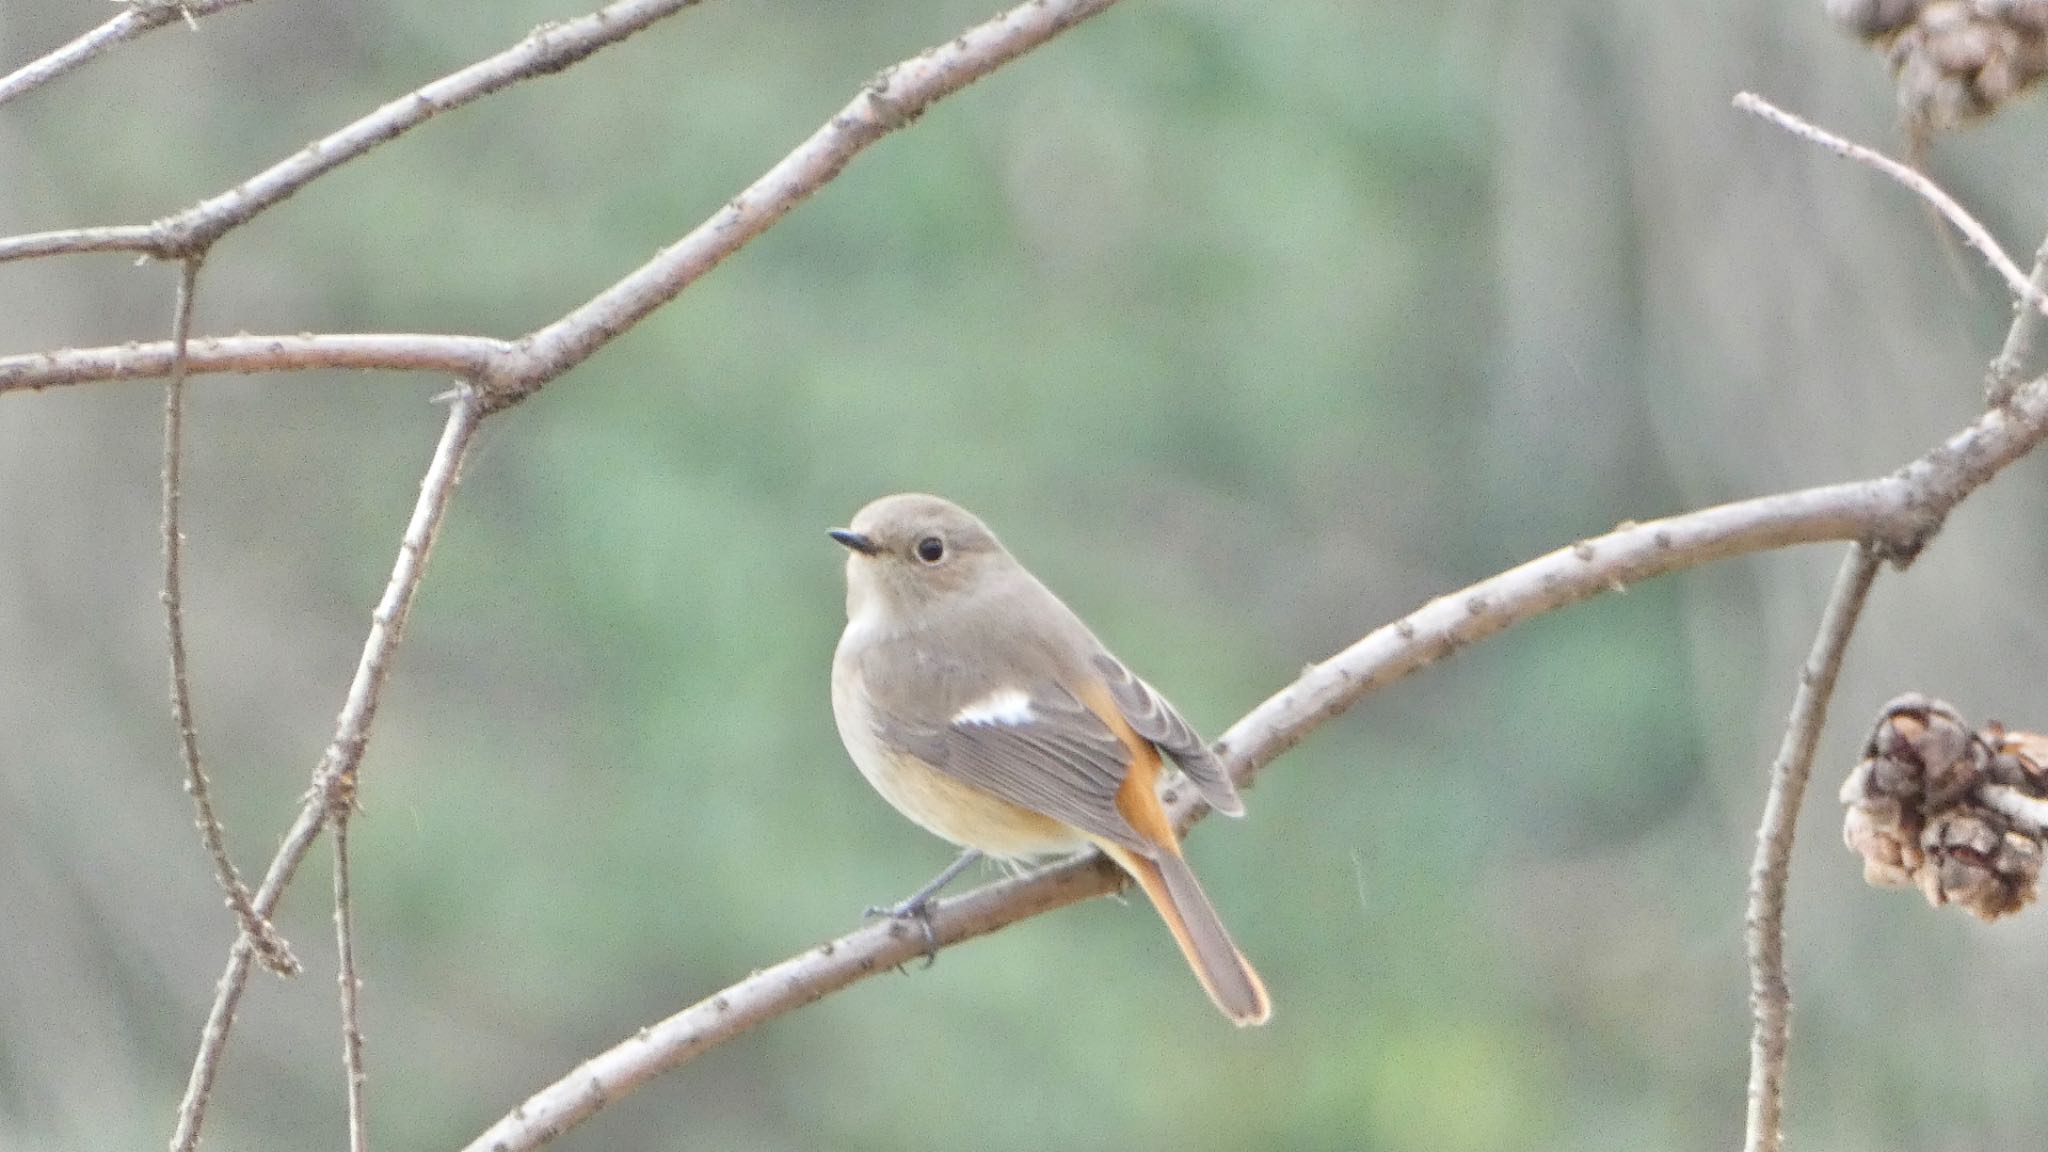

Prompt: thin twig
xmin=0 ymin=0 xmax=262 ymax=109
xmin=0 ymin=0 xmax=707 ymax=265
xmin=1743 ymin=546 xmax=1883 ymax=1152
xmin=170 ymin=396 xmax=483 ymax=1152
xmin=0 ymin=333 xmax=510 ymax=396
xmin=1733 ymin=92 xmax=2048 ymax=318
xmin=464 ymin=375 xmax=2048 ymax=1152
xmin=333 ymin=807 xmax=368 ymax=1152
xmin=1988 ymin=233 xmax=2048 ymax=406
xmin=170 ymin=800 xmax=326 ymax=1152
xmin=160 ymin=256 xmax=299 ymax=976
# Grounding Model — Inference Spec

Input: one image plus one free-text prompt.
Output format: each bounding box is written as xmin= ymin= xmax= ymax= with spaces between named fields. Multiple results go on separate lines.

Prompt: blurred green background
xmin=6 ymin=1 xmax=2048 ymax=1149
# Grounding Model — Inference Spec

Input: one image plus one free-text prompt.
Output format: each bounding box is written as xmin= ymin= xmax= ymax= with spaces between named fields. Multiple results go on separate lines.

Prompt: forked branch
xmin=1742 ymin=547 xmax=1882 ymax=1152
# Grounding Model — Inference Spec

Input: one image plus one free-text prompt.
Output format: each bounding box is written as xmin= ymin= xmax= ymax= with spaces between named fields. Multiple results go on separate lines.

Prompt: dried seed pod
xmin=1918 ymin=809 xmax=2042 ymax=919
xmin=1838 ymin=695 xmax=2048 ymax=920
xmin=1827 ymin=0 xmax=1926 ymax=40
xmin=1828 ymin=0 xmax=2048 ymax=129
xmin=1839 ymin=694 xmax=1974 ymax=888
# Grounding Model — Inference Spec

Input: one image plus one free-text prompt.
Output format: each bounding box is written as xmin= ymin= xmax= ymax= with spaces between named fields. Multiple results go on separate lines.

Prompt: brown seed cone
xmin=1828 ymin=0 xmax=2048 ymax=129
xmin=1838 ymin=694 xmax=2048 ymax=921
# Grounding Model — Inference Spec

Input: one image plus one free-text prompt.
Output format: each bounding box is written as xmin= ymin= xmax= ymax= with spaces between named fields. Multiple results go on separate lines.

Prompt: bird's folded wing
xmin=882 ymin=681 xmax=1148 ymax=853
xmin=1090 ymin=653 xmax=1243 ymax=816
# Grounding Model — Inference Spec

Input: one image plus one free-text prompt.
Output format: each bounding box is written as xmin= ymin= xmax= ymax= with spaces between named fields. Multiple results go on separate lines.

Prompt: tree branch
xmin=1742 ymin=545 xmax=1882 ymax=1152
xmin=159 ymin=256 xmax=299 ymax=976
xmin=463 ymin=372 xmax=2048 ymax=1152
xmin=169 ymin=395 xmax=483 ymax=1152
xmin=0 ymin=1 xmax=262 ymax=109
xmin=490 ymin=0 xmax=1131 ymax=402
xmin=0 ymin=0 xmax=707 ymax=265
xmin=333 ymin=806 xmax=368 ymax=1152
xmin=1733 ymin=92 xmax=2048 ymax=318
xmin=0 ymin=333 xmax=511 ymax=396
xmin=1988 ymin=232 xmax=2048 ymax=406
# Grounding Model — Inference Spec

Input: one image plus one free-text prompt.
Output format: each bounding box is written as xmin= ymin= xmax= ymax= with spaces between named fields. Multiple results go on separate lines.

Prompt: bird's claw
xmin=865 ymin=898 xmax=941 ymax=967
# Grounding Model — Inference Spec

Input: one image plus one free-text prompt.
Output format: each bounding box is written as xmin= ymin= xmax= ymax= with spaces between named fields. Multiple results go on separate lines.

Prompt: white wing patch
xmin=953 ymin=688 xmax=1035 ymax=727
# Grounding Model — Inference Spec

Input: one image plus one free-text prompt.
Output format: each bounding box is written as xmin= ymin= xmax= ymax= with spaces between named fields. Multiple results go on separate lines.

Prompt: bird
xmin=828 ymin=492 xmax=1270 ymax=1026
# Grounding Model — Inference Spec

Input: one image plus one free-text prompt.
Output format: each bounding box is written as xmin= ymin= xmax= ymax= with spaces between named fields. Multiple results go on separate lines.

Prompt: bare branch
xmin=171 ymin=800 xmax=325 ymax=1152
xmin=460 ymin=857 xmax=1122 ymax=1152
xmin=1989 ymin=233 xmax=2048 ymax=405
xmin=160 ymin=257 xmax=300 ymax=976
xmin=466 ymin=373 xmax=2048 ymax=1152
xmin=333 ymin=808 xmax=368 ymax=1152
xmin=0 ymin=1 xmax=262 ymax=109
xmin=490 ymin=0 xmax=1133 ymax=401
xmin=0 ymin=0 xmax=706 ymax=265
xmin=0 ymin=333 xmax=511 ymax=396
xmin=170 ymin=396 xmax=484 ymax=1152
xmin=1733 ymin=92 xmax=2048 ymax=317
xmin=1743 ymin=546 xmax=1883 ymax=1152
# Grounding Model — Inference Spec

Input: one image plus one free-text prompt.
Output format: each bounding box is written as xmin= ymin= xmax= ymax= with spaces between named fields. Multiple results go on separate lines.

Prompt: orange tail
xmin=1102 ymin=842 xmax=1271 ymax=1026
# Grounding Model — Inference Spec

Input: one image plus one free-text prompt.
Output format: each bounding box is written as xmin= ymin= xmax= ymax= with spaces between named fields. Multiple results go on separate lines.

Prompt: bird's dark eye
xmin=915 ymin=536 xmax=945 ymax=564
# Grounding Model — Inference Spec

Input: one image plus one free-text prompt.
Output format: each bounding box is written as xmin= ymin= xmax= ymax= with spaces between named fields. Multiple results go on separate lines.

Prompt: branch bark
xmin=159 ymin=257 xmax=299 ymax=976
xmin=0 ymin=333 xmax=510 ymax=395
xmin=0 ymin=1 xmax=263 ymax=109
xmin=463 ymin=371 xmax=2048 ymax=1152
xmin=0 ymin=0 xmax=706 ymax=264
xmin=1734 ymin=92 xmax=2048 ymax=318
xmin=334 ymin=808 xmax=368 ymax=1152
xmin=1742 ymin=546 xmax=1882 ymax=1152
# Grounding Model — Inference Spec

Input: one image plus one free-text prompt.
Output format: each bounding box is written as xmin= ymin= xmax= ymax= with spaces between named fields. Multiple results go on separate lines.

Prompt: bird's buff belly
xmin=833 ymin=674 xmax=1086 ymax=859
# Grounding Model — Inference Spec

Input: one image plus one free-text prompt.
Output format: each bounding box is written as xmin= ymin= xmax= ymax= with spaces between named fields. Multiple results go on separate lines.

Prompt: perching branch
xmin=0 ymin=0 xmax=263 ymax=109
xmin=1742 ymin=546 xmax=1882 ymax=1152
xmin=464 ymin=371 xmax=2048 ymax=1152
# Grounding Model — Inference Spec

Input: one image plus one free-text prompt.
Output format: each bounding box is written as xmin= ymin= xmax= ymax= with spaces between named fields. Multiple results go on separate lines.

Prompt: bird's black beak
xmin=828 ymin=528 xmax=879 ymax=556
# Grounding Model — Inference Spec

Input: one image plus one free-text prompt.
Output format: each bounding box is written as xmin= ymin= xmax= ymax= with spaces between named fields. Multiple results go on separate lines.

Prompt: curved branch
xmin=1743 ymin=546 xmax=1881 ymax=1152
xmin=158 ymin=258 xmax=299 ymax=975
xmin=464 ymin=373 xmax=2048 ymax=1152
xmin=0 ymin=1 xmax=262 ymax=109
xmin=0 ymin=0 xmax=706 ymax=265
xmin=0 ymin=333 xmax=510 ymax=395
xmin=1734 ymin=92 xmax=2048 ymax=318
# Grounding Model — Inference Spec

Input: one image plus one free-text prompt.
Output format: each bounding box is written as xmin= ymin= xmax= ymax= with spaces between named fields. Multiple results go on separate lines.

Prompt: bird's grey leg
xmin=866 ymin=849 xmax=984 ymax=964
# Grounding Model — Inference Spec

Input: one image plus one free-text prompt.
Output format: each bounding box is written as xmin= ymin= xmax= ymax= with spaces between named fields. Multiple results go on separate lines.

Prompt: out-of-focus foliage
xmin=4 ymin=2 xmax=2048 ymax=1150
